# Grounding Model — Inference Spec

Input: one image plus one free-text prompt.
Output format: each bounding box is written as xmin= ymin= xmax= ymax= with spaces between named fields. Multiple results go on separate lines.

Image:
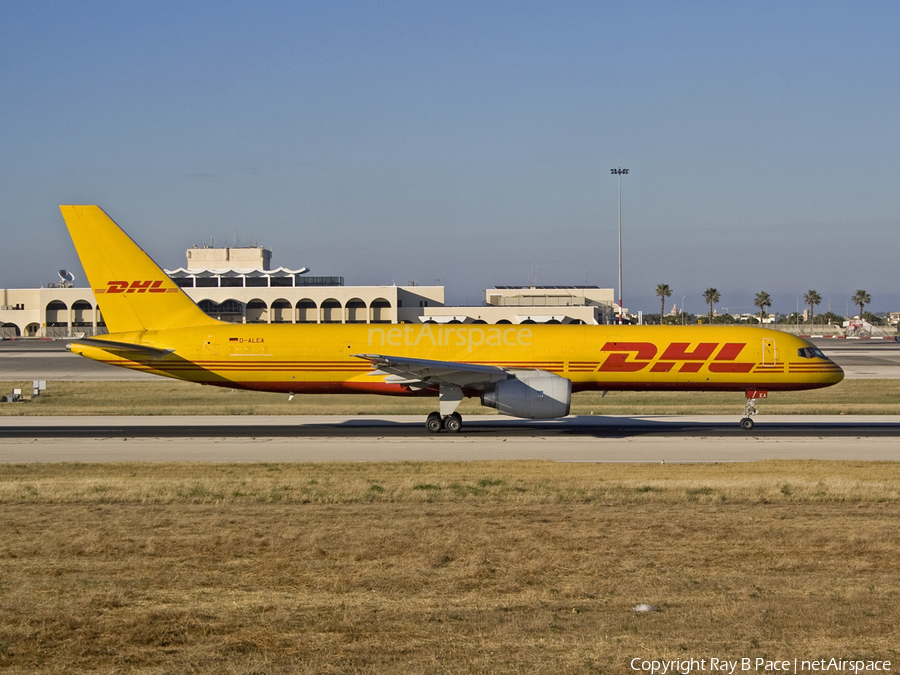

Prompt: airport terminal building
xmin=0 ymin=246 xmax=618 ymax=339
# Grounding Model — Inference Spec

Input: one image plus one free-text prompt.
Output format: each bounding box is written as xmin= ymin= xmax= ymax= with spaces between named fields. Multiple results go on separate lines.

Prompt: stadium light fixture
xmin=610 ymin=168 xmax=629 ymax=324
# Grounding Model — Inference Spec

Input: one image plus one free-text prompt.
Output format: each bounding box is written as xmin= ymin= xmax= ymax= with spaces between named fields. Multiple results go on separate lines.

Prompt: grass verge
xmin=2 ymin=460 xmax=900 ymax=504
xmin=1 ymin=377 xmax=898 ymax=415
xmin=1 ymin=461 xmax=899 ymax=673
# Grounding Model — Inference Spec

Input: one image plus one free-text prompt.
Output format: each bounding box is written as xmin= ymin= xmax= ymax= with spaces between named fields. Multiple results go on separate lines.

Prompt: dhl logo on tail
xmin=95 ymin=280 xmax=180 ymax=294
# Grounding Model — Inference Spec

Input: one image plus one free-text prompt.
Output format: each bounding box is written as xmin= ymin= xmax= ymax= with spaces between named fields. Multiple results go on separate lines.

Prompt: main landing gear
xmin=425 ymin=383 xmax=465 ymax=433
xmin=426 ymin=411 xmax=463 ymax=433
xmin=740 ymin=390 xmax=766 ymax=430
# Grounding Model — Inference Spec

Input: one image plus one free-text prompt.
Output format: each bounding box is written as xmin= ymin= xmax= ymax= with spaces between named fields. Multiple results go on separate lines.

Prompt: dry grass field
xmin=1 ymin=461 xmax=899 ymax=674
xmin=2 ymin=377 xmax=899 ymax=416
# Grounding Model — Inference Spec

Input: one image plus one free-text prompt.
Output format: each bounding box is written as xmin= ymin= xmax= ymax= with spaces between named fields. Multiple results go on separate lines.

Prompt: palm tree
xmin=803 ymin=290 xmax=821 ymax=323
xmin=851 ymin=290 xmax=871 ymax=319
xmin=754 ymin=291 xmax=772 ymax=323
xmin=702 ymin=288 xmax=720 ymax=322
xmin=655 ymin=284 xmax=672 ymax=325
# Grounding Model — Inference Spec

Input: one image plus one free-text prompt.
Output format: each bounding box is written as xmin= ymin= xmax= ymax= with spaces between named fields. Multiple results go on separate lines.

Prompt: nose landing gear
xmin=740 ymin=390 xmax=766 ymax=430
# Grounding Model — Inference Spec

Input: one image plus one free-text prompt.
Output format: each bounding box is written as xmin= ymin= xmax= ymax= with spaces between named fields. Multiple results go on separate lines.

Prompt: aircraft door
xmin=762 ymin=338 xmax=776 ymax=367
xmin=202 ymin=335 xmax=219 ymax=357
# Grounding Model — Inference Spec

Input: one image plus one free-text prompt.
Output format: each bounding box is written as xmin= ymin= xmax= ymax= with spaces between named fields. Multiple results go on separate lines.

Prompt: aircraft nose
xmin=816 ymin=357 xmax=844 ymax=385
xmin=831 ymin=362 xmax=845 ymax=384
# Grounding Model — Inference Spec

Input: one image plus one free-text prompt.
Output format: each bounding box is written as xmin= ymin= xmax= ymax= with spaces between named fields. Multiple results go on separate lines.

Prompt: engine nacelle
xmin=481 ymin=370 xmax=572 ymax=419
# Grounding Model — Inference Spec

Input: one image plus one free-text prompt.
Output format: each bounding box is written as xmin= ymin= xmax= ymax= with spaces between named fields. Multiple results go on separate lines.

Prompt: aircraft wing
xmin=352 ymin=353 xmax=510 ymax=390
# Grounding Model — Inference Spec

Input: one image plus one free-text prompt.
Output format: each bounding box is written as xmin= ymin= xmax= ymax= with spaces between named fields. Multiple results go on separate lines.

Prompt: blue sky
xmin=2 ymin=1 xmax=898 ymax=315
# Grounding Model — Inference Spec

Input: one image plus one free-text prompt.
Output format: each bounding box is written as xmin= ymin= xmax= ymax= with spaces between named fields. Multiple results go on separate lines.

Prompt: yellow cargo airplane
xmin=61 ymin=205 xmax=844 ymax=432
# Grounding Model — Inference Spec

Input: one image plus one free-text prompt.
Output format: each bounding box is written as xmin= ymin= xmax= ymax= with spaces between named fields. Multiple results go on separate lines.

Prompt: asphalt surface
xmin=0 ymin=340 xmax=158 ymax=380
xmin=3 ymin=414 xmax=900 ymax=439
xmin=2 ymin=415 xmax=899 ymax=462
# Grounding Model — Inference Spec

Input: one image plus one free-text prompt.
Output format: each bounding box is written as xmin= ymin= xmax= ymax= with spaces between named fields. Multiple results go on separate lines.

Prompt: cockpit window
xmin=798 ymin=347 xmax=828 ymax=359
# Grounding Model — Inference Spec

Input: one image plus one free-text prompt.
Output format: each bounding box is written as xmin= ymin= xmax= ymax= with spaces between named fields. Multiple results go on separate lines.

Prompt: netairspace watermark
xmin=629 ymin=657 xmax=892 ymax=675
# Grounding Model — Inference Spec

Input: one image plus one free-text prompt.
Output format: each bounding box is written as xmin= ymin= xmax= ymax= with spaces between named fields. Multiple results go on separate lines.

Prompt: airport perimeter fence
xmin=41 ymin=326 xmax=110 ymax=339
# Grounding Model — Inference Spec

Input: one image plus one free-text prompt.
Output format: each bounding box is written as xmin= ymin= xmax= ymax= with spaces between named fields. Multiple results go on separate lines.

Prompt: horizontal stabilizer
xmin=67 ymin=337 xmax=175 ymax=357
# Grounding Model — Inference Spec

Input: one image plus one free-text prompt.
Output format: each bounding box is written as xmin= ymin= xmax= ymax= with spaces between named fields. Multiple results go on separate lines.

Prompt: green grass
xmin=2 ymin=460 xmax=900 ymax=504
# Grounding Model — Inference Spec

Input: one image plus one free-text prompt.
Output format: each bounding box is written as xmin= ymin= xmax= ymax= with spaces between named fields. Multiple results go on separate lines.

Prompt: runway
xmin=3 ymin=415 xmax=899 ymax=462
xmin=0 ymin=341 xmax=159 ymax=381
xmin=2 ymin=339 xmax=899 ymax=462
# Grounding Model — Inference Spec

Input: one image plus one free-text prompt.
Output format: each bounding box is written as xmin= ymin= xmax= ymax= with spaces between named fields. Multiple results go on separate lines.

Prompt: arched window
xmin=246 ymin=299 xmax=268 ymax=323
xmin=296 ymin=299 xmax=317 ymax=323
xmin=346 ymin=298 xmax=366 ymax=323
xmin=45 ymin=301 xmax=68 ymax=327
xmin=71 ymin=300 xmax=93 ymax=327
xmin=0 ymin=323 xmax=21 ymax=338
xmin=271 ymin=299 xmax=293 ymax=323
xmin=321 ymin=299 xmax=342 ymax=323
xmin=370 ymin=298 xmax=392 ymax=323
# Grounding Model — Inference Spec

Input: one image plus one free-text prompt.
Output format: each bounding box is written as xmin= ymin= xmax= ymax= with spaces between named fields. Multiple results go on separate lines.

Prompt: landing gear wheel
xmin=426 ymin=412 xmax=444 ymax=433
xmin=740 ymin=417 xmax=754 ymax=431
xmin=444 ymin=412 xmax=462 ymax=433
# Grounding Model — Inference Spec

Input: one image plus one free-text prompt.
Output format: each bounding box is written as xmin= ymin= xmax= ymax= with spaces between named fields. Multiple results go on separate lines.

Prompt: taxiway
xmin=2 ymin=414 xmax=898 ymax=462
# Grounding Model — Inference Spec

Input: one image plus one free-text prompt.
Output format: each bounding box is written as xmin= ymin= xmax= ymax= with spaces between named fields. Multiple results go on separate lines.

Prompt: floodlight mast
xmin=610 ymin=168 xmax=629 ymax=324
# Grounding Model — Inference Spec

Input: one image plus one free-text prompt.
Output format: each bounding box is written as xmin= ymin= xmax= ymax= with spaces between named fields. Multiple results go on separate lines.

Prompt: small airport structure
xmin=0 ymin=244 xmax=619 ymax=339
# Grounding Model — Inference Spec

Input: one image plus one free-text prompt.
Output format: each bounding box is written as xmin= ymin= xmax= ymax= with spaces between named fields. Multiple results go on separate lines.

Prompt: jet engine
xmin=481 ymin=370 xmax=572 ymax=419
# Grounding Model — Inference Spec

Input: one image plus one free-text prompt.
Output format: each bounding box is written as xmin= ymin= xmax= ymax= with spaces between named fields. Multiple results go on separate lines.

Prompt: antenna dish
xmin=58 ymin=269 xmax=75 ymax=284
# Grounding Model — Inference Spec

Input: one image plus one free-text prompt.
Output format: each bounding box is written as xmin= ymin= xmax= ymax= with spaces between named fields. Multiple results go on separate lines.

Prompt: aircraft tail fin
xmin=60 ymin=206 xmax=218 ymax=333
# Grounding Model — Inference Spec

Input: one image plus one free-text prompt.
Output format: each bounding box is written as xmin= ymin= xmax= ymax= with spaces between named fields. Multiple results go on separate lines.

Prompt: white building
xmin=421 ymin=286 xmax=617 ymax=325
xmin=1 ymin=247 xmax=618 ymax=338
